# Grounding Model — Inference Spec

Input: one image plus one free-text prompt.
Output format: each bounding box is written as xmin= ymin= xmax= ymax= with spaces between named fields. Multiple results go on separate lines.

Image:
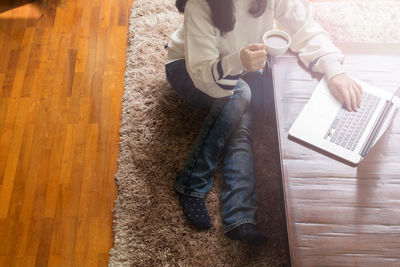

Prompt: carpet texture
xmin=109 ymin=0 xmax=400 ymax=266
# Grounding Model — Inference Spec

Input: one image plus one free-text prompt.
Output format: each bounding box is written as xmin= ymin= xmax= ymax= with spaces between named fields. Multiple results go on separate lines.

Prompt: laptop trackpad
xmin=291 ymin=80 xmax=341 ymax=140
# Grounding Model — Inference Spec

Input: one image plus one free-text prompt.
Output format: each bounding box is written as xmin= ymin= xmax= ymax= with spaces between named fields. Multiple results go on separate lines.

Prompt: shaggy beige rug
xmin=109 ymin=0 xmax=400 ymax=266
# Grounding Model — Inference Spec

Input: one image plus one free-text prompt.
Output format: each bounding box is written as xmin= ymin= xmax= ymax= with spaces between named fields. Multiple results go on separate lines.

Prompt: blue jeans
xmin=165 ymin=59 xmax=271 ymax=233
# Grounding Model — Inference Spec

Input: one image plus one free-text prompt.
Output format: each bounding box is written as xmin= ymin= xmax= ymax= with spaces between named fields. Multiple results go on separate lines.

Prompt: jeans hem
xmin=223 ymin=218 xmax=256 ymax=234
xmin=174 ymin=183 xmax=206 ymax=199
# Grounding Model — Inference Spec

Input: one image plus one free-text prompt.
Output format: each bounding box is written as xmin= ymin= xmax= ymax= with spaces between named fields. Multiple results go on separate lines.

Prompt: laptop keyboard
xmin=325 ymin=92 xmax=381 ymax=151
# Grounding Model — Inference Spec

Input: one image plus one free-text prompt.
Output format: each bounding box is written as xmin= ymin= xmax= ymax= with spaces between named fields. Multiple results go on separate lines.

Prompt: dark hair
xmin=176 ymin=0 xmax=267 ymax=35
xmin=175 ymin=0 xmax=187 ymax=13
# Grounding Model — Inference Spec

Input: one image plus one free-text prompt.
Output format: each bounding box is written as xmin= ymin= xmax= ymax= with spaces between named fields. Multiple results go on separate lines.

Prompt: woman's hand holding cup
xmin=240 ymin=43 xmax=268 ymax=71
xmin=240 ymin=30 xmax=290 ymax=72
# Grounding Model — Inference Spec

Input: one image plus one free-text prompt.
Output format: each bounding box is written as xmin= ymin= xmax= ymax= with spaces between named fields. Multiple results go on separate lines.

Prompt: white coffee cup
xmin=263 ymin=30 xmax=291 ymax=56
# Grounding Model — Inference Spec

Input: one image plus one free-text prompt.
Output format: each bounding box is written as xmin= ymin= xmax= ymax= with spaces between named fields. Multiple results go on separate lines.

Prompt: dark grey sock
xmin=226 ymin=223 xmax=268 ymax=245
xmin=179 ymin=194 xmax=212 ymax=230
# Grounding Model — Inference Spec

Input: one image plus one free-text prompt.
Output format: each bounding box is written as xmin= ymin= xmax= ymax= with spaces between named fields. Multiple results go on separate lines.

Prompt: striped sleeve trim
xmin=309 ymin=53 xmax=341 ymax=71
xmin=212 ymin=59 xmax=241 ymax=90
xmin=211 ymin=61 xmax=218 ymax=82
xmin=217 ymin=78 xmax=238 ymax=86
xmin=217 ymin=60 xmax=224 ymax=80
xmin=211 ymin=61 xmax=221 ymax=82
xmin=309 ymin=56 xmax=323 ymax=71
xmin=225 ymin=74 xmax=241 ymax=80
xmin=216 ymin=83 xmax=235 ymax=90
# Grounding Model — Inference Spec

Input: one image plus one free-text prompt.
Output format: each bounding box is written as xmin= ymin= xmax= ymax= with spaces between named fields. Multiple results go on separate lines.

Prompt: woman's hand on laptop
xmin=328 ymin=73 xmax=362 ymax=112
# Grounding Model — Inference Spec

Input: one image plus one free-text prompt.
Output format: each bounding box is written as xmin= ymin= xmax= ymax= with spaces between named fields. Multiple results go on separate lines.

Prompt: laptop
xmin=288 ymin=77 xmax=400 ymax=165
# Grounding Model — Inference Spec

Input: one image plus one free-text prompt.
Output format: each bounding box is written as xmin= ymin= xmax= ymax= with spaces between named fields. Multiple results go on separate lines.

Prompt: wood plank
xmin=0 ymin=0 xmax=132 ymax=265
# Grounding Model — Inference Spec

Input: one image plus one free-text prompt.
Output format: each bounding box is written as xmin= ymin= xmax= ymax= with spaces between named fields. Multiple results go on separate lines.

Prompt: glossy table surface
xmin=270 ymin=44 xmax=400 ymax=267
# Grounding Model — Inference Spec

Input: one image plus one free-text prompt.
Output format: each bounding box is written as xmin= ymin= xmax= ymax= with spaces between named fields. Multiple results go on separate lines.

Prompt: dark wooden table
xmin=269 ymin=44 xmax=400 ymax=266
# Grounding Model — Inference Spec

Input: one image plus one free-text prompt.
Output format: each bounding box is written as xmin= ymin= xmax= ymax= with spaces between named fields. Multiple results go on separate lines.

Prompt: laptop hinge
xmin=360 ymin=100 xmax=393 ymax=157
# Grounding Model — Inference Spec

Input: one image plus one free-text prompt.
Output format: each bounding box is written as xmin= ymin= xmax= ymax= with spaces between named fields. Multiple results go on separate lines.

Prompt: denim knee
xmin=230 ymin=109 xmax=252 ymax=140
xmin=234 ymin=79 xmax=252 ymax=111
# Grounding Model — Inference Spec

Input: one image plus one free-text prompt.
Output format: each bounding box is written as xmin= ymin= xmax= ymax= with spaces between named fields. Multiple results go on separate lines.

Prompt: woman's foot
xmin=226 ymin=223 xmax=268 ymax=245
xmin=179 ymin=194 xmax=212 ymax=230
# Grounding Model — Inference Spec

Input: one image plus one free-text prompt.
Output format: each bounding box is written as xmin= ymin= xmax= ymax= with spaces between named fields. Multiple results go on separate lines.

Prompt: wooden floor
xmin=0 ymin=0 xmax=132 ymax=265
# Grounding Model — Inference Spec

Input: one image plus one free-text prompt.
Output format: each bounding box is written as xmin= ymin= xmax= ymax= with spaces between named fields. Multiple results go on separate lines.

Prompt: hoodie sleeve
xmin=183 ymin=0 xmax=245 ymax=98
xmin=274 ymin=0 xmax=345 ymax=80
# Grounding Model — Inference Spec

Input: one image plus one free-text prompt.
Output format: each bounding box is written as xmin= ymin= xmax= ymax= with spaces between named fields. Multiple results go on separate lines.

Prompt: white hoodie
xmin=166 ymin=0 xmax=345 ymax=98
